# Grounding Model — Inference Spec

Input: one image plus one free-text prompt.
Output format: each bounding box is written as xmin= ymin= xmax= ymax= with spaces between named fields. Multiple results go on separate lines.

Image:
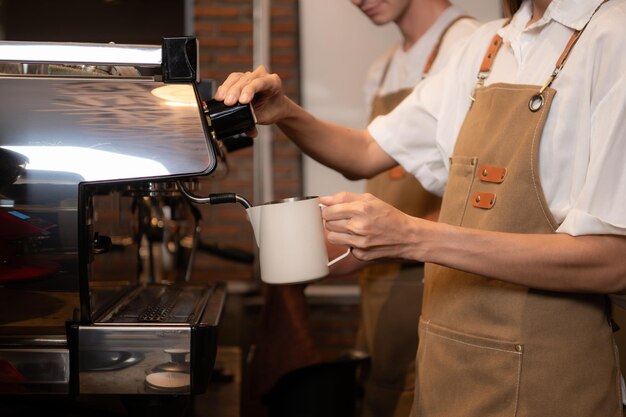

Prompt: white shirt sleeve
xmin=559 ymin=73 xmax=626 ymax=236
xmin=367 ymin=30 xmax=482 ymax=197
xmin=556 ymin=6 xmax=626 ymax=236
xmin=368 ymin=69 xmax=447 ymax=196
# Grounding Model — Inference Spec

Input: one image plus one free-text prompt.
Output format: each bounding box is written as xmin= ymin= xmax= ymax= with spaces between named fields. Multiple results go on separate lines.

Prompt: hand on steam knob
xmin=214 ymin=65 xmax=291 ymax=136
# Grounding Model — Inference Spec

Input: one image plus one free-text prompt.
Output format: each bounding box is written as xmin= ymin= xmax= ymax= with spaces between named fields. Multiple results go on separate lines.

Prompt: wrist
xmin=280 ymin=96 xmax=301 ymax=122
xmin=406 ymin=218 xmax=449 ymax=264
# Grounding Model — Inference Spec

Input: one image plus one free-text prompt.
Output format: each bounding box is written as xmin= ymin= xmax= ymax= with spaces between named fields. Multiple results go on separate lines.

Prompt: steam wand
xmin=176 ymin=181 xmax=252 ymax=209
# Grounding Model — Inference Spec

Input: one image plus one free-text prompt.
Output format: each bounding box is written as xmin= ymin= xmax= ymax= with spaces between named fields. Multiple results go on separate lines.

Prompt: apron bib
xmin=413 ymin=6 xmax=622 ymax=417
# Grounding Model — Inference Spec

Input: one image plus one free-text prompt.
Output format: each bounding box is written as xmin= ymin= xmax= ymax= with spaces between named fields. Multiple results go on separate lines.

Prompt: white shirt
xmin=363 ymin=5 xmax=479 ymax=110
xmin=369 ymin=0 xmax=626 ymax=237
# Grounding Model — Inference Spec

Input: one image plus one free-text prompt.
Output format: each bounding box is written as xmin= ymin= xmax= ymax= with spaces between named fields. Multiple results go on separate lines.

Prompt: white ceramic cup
xmin=246 ymin=196 xmax=351 ymax=284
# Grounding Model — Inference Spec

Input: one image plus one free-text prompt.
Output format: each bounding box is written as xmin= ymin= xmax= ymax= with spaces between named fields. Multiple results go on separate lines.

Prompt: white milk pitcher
xmin=246 ymin=196 xmax=351 ymax=284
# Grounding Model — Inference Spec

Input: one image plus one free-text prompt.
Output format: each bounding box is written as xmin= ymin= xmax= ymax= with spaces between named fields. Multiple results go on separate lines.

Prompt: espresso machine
xmin=0 ymin=37 xmax=238 ymax=396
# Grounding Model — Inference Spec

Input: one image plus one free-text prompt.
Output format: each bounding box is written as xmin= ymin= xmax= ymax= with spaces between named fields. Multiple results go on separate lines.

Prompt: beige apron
xmin=358 ymin=17 xmax=467 ymax=417
xmin=413 ymin=6 xmax=622 ymax=417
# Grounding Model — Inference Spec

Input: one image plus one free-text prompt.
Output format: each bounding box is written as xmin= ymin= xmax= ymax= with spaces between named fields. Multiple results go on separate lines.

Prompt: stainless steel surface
xmin=177 ymin=181 xmax=252 ymax=208
xmin=0 ymin=336 xmax=68 ymax=347
xmin=0 ymin=41 xmax=161 ymax=66
xmin=96 ymin=284 xmax=212 ymax=325
xmin=261 ymin=195 xmax=318 ymax=205
xmin=0 ymin=348 xmax=70 ymax=393
xmin=0 ymin=78 xmax=215 ymax=182
xmin=79 ymin=350 xmax=144 ymax=372
xmin=78 ymin=325 xmax=190 ymax=394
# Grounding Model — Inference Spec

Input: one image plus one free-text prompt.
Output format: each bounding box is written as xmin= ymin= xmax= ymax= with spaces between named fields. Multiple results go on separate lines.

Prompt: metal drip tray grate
xmin=97 ymin=284 xmax=211 ymax=324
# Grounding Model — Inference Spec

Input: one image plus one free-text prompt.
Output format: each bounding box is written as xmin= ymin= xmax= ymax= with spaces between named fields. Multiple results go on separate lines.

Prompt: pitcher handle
xmin=319 ymin=201 xmax=352 ymax=267
xmin=328 ymin=247 xmax=352 ymax=266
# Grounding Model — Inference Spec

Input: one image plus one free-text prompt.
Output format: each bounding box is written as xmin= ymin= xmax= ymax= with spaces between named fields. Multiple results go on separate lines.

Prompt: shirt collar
xmin=499 ymin=0 xmax=607 ymax=40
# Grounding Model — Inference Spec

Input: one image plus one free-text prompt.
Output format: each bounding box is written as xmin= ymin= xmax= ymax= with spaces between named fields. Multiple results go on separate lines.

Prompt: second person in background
xmin=344 ymin=1 xmax=478 ymax=416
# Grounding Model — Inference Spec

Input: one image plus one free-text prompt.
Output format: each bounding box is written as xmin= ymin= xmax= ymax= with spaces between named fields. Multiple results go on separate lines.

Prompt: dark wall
xmin=1 ymin=0 xmax=186 ymax=43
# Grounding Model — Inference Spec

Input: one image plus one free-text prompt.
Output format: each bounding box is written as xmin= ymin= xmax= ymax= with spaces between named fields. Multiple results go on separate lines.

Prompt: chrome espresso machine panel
xmin=0 ymin=38 xmax=226 ymax=395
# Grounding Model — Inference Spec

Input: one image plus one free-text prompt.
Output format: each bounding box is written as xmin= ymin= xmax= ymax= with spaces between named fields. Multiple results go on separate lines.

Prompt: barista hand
xmin=214 ymin=65 xmax=291 ymax=134
xmin=321 ymin=192 xmax=428 ymax=263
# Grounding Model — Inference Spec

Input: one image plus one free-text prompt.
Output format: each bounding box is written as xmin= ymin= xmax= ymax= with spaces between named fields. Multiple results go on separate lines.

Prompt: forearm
xmin=418 ymin=222 xmax=626 ymax=293
xmin=277 ymin=97 xmax=394 ymax=179
xmin=322 ymin=191 xmax=626 ymax=294
xmin=215 ymin=67 xmax=396 ymax=179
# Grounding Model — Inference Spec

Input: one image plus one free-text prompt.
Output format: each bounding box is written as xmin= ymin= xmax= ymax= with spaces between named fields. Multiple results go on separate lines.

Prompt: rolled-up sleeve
xmin=558 ymin=74 xmax=626 ymax=236
xmin=367 ymin=68 xmax=449 ymax=197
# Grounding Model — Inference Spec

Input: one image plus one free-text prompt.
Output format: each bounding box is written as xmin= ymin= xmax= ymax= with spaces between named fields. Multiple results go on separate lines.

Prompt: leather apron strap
xmin=374 ymin=14 xmax=472 ymax=103
xmin=421 ymin=15 xmax=471 ymax=78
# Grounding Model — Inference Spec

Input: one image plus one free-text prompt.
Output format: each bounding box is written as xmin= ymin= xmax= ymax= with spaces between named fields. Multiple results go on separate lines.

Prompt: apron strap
xmin=476 ymin=34 xmax=504 ymax=86
xmin=540 ymin=0 xmax=609 ymax=94
xmin=473 ymin=0 xmax=609 ymax=104
xmin=470 ymin=19 xmax=509 ymax=101
xmin=377 ymin=48 xmax=396 ymax=91
xmin=377 ymin=15 xmax=473 ymax=91
xmin=422 ymin=15 xmax=472 ymax=78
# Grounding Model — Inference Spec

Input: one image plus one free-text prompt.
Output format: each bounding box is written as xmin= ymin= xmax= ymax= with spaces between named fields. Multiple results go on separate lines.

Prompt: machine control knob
xmin=152 ymin=348 xmax=190 ymax=373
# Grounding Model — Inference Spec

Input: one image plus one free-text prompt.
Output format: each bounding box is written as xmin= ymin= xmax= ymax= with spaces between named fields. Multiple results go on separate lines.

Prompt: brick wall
xmin=191 ymin=0 xmax=302 ymax=283
xmin=191 ymin=2 xmax=360 ymax=367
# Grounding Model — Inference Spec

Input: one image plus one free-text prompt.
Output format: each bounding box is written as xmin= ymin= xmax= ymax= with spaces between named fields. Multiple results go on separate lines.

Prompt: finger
xmin=221 ymin=75 xmax=270 ymax=106
xmin=326 ymin=230 xmax=356 ymax=247
xmin=238 ymin=79 xmax=262 ymax=104
xmin=240 ymin=73 xmax=282 ymax=104
xmin=252 ymin=64 xmax=269 ymax=77
xmin=228 ymin=71 xmax=257 ymax=104
xmin=320 ymin=191 xmax=362 ymax=207
xmin=325 ymin=214 xmax=372 ymax=241
xmin=324 ymin=218 xmax=352 ymax=234
xmin=214 ymin=71 xmax=246 ymax=101
xmin=322 ymin=204 xmax=353 ymax=222
xmin=222 ymin=71 xmax=268 ymax=105
xmin=350 ymin=247 xmax=384 ymax=262
xmin=326 ymin=230 xmax=374 ymax=253
xmin=322 ymin=198 xmax=371 ymax=223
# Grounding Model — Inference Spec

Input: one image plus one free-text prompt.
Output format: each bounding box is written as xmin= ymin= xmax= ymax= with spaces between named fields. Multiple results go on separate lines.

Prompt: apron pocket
xmin=439 ymin=156 xmax=477 ymax=226
xmin=416 ymin=319 xmax=522 ymax=417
